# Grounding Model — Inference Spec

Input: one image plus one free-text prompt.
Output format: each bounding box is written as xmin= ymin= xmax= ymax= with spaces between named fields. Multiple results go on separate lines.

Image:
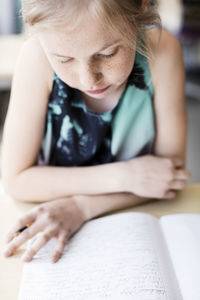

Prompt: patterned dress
xmin=38 ymin=51 xmax=155 ymax=167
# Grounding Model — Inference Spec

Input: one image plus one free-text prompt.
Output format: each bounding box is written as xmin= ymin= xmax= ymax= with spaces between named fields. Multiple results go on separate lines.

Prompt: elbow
xmin=2 ymin=174 xmax=13 ymax=197
xmin=2 ymin=178 xmax=18 ymax=200
xmin=2 ymin=174 xmax=30 ymax=203
xmin=2 ymin=169 xmax=45 ymax=203
xmin=2 ymin=180 xmax=22 ymax=202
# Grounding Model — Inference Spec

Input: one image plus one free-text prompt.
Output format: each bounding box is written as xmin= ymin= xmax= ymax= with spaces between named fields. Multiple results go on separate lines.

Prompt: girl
xmin=3 ymin=0 xmax=190 ymax=263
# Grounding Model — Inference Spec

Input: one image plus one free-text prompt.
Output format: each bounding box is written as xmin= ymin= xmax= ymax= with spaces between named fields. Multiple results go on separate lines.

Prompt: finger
xmin=5 ymin=211 xmax=37 ymax=243
xmin=51 ymin=230 xmax=70 ymax=263
xmin=170 ymin=180 xmax=187 ymax=191
xmin=22 ymin=227 xmax=57 ymax=262
xmin=3 ymin=222 xmax=40 ymax=257
xmin=171 ymin=157 xmax=184 ymax=169
xmin=164 ymin=190 xmax=177 ymax=199
xmin=174 ymin=170 xmax=191 ymax=181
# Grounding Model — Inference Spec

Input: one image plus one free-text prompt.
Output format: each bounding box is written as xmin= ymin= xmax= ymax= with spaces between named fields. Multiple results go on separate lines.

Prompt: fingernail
xmin=4 ymin=249 xmax=12 ymax=257
xmin=51 ymin=257 xmax=57 ymax=263
xmin=22 ymin=254 xmax=31 ymax=262
xmin=51 ymin=254 xmax=60 ymax=263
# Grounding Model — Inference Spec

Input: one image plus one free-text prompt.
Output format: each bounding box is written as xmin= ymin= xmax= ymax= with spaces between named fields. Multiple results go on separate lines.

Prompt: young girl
xmin=3 ymin=0 xmax=190 ymax=263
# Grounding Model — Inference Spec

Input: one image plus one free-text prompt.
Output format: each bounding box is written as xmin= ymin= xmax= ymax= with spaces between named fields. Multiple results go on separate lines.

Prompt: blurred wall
xmin=0 ymin=0 xmax=23 ymax=35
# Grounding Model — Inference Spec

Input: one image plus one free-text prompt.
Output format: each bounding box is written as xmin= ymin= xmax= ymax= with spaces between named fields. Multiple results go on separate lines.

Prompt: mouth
xmin=86 ymin=85 xmax=111 ymax=95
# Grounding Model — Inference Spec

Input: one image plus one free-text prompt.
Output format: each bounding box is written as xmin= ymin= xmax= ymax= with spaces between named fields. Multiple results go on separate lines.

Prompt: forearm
xmin=4 ymin=154 xmax=188 ymax=203
xmin=75 ymin=192 xmax=150 ymax=221
xmin=4 ymin=162 xmax=126 ymax=202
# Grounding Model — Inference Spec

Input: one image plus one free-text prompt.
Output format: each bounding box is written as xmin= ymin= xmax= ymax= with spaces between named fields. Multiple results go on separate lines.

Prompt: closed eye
xmin=56 ymin=46 xmax=119 ymax=64
xmin=57 ymin=58 xmax=73 ymax=64
xmin=99 ymin=52 xmax=115 ymax=59
xmin=96 ymin=47 xmax=119 ymax=60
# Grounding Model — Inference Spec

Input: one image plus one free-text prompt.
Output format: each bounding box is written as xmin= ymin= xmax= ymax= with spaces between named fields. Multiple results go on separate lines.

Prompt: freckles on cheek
xmin=106 ymin=60 xmax=132 ymax=84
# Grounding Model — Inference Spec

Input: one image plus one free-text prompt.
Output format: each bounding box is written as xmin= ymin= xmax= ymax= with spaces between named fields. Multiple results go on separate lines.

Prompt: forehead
xmin=38 ymin=16 xmax=123 ymax=57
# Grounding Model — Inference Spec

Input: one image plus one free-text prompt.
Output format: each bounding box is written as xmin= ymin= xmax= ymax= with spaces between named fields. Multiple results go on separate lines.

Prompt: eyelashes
xmin=57 ymin=47 xmax=120 ymax=64
xmin=57 ymin=57 xmax=73 ymax=64
xmin=95 ymin=47 xmax=119 ymax=60
xmin=59 ymin=59 xmax=72 ymax=64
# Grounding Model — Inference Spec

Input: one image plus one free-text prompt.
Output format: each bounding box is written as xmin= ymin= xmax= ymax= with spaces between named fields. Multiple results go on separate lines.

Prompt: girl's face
xmin=38 ymin=16 xmax=136 ymax=100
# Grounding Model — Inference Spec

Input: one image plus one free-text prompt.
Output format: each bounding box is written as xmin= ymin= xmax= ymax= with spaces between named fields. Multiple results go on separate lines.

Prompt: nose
xmin=79 ymin=62 xmax=103 ymax=90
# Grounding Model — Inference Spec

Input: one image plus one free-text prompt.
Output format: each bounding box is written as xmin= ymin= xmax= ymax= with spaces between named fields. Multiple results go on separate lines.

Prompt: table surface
xmin=1 ymin=184 xmax=200 ymax=299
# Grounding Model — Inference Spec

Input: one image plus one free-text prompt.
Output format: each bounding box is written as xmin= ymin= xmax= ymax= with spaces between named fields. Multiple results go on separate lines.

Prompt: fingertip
xmin=173 ymin=157 xmax=183 ymax=168
xmin=51 ymin=257 xmax=57 ymax=264
xmin=22 ymin=254 xmax=32 ymax=262
xmin=51 ymin=253 xmax=61 ymax=263
xmin=51 ymin=257 xmax=58 ymax=263
xmin=165 ymin=192 xmax=176 ymax=199
xmin=3 ymin=249 xmax=13 ymax=257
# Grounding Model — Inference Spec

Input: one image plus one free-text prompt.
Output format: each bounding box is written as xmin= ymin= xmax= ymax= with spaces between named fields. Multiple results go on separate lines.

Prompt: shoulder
xmin=9 ymin=34 xmax=55 ymax=121
xmin=15 ymin=34 xmax=54 ymax=93
xmin=147 ymin=28 xmax=182 ymax=55
xmin=146 ymin=28 xmax=183 ymax=62
xmin=146 ymin=29 xmax=184 ymax=86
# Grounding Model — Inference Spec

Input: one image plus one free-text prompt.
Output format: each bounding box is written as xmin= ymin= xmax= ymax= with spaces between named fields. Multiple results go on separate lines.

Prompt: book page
xmin=160 ymin=214 xmax=200 ymax=300
xmin=18 ymin=212 xmax=182 ymax=300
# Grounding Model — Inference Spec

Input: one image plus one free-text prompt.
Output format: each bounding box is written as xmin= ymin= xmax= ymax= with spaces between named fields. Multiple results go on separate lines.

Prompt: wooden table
xmin=1 ymin=184 xmax=200 ymax=300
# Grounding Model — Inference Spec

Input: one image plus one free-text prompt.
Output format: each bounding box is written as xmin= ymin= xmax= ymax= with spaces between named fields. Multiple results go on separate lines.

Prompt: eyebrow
xmin=50 ymin=40 xmax=121 ymax=58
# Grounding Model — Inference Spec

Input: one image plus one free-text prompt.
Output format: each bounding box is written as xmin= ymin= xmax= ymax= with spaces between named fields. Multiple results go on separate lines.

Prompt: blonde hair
xmin=21 ymin=0 xmax=161 ymax=56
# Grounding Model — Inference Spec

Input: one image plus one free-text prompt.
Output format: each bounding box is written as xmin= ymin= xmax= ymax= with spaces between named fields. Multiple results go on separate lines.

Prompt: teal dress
xmin=38 ymin=51 xmax=155 ymax=166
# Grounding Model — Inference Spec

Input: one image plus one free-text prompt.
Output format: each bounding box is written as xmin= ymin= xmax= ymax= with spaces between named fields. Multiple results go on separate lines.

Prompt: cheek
xmin=48 ymin=60 xmax=79 ymax=87
xmin=104 ymin=53 xmax=135 ymax=83
xmin=58 ymin=69 xmax=78 ymax=87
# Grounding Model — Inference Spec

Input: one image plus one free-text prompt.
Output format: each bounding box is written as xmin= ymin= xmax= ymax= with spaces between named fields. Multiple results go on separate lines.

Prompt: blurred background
xmin=0 ymin=0 xmax=200 ymax=182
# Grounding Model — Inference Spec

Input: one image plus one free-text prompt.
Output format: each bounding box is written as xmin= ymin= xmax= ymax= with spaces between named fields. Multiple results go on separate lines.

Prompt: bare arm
xmin=5 ymin=163 xmax=126 ymax=202
xmin=75 ymin=192 xmax=148 ymax=221
xmin=149 ymin=30 xmax=187 ymax=163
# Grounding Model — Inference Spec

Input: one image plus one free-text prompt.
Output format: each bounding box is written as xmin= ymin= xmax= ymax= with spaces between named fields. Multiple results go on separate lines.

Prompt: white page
xmin=18 ymin=212 xmax=182 ymax=300
xmin=160 ymin=214 xmax=200 ymax=300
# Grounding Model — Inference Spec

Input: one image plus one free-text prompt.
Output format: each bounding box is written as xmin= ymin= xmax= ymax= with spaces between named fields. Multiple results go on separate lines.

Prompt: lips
xmin=86 ymin=85 xmax=111 ymax=95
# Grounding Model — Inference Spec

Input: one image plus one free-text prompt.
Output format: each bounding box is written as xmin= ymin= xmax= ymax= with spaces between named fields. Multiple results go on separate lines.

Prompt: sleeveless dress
xmin=38 ymin=51 xmax=155 ymax=167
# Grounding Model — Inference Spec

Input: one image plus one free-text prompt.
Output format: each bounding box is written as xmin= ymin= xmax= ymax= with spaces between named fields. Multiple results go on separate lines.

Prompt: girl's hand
xmin=3 ymin=197 xmax=86 ymax=263
xmin=124 ymin=155 xmax=190 ymax=199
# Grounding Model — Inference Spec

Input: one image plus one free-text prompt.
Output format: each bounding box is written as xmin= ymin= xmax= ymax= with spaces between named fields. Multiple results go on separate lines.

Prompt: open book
xmin=18 ymin=212 xmax=200 ymax=300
